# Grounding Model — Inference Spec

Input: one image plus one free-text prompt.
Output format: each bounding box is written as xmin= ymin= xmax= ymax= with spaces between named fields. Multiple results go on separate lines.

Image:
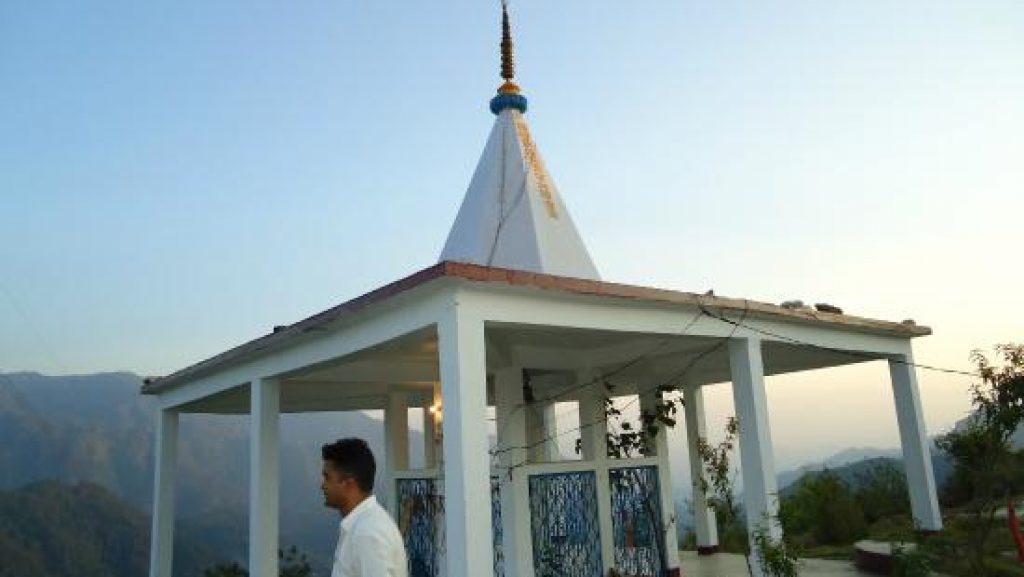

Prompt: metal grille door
xmin=396 ymin=477 xmax=444 ymax=577
xmin=609 ymin=466 xmax=666 ymax=577
xmin=528 ymin=471 xmax=603 ymax=577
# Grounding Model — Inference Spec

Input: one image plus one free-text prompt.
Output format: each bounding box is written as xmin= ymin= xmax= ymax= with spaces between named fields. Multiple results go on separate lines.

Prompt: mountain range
xmin=3 ymin=370 xmax=999 ymax=576
xmin=0 ymin=480 xmax=221 ymax=577
xmin=0 ymin=371 xmax=419 ymax=576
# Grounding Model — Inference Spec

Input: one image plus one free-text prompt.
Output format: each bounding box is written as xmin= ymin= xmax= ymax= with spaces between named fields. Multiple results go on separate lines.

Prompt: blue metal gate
xmin=396 ymin=476 xmax=504 ymax=577
xmin=528 ymin=471 xmax=603 ymax=577
xmin=398 ymin=466 xmax=666 ymax=577
xmin=396 ymin=477 xmax=444 ymax=577
xmin=609 ymin=466 xmax=666 ymax=577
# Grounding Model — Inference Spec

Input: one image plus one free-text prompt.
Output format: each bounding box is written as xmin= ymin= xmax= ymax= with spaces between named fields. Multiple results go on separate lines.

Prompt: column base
xmin=697 ymin=545 xmax=720 ymax=556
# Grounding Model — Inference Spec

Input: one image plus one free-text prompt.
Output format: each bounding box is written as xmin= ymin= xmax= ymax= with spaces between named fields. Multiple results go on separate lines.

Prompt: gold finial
xmin=500 ymin=1 xmax=517 ymax=88
xmin=490 ymin=1 xmax=527 ymax=112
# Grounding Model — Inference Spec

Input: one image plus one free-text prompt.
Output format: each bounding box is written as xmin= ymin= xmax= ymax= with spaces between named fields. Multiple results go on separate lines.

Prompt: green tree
xmin=203 ymin=547 xmax=312 ymax=577
xmin=853 ymin=460 xmax=910 ymax=524
xmin=696 ymin=417 xmax=748 ymax=555
xmin=890 ymin=543 xmax=931 ymax=577
xmin=753 ymin=522 xmax=800 ymax=577
xmin=203 ymin=562 xmax=247 ymax=577
xmin=934 ymin=344 xmax=1024 ymax=575
xmin=697 ymin=417 xmax=800 ymax=577
xmin=779 ymin=469 xmax=867 ymax=545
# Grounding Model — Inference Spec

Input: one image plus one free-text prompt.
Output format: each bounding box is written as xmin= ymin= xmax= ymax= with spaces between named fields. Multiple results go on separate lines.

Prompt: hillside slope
xmin=0 ymin=480 xmax=220 ymax=577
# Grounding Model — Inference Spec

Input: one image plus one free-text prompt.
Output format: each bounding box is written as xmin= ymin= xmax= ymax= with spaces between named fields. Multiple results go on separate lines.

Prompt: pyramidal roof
xmin=439 ymin=5 xmax=599 ymax=281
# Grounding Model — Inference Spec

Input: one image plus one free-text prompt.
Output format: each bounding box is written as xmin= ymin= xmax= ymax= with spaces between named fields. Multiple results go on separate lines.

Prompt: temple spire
xmin=439 ymin=1 xmax=599 ymax=280
xmin=490 ymin=2 xmax=528 ymax=115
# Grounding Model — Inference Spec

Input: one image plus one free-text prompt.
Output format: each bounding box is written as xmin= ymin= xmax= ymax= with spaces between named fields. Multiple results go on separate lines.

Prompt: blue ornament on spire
xmin=490 ymin=89 xmax=528 ymax=115
xmin=489 ymin=3 xmax=528 ymax=115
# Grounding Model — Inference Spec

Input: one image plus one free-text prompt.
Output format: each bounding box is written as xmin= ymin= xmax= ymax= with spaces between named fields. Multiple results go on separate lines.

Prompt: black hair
xmin=321 ymin=438 xmax=376 ymax=494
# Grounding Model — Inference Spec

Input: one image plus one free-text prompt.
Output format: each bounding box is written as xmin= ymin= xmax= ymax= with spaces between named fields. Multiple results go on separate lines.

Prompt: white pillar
xmin=889 ymin=354 xmax=942 ymax=530
xmin=683 ymin=385 xmax=719 ymax=554
xmin=729 ymin=338 xmax=779 ymax=577
xmin=149 ymin=408 xmax=178 ymax=577
xmin=640 ymin=389 xmax=681 ymax=571
xmin=249 ymin=378 xmax=280 ymax=577
xmin=495 ymin=366 xmax=533 ymax=577
xmin=525 ymin=404 xmax=542 ymax=462
xmin=578 ymin=384 xmax=615 ymax=573
xmin=542 ymin=403 xmax=561 ymax=461
xmin=526 ymin=401 xmax=556 ymax=462
xmin=578 ymin=388 xmax=608 ymax=461
xmin=424 ymin=384 xmax=440 ymax=468
xmin=438 ymin=302 xmax=493 ymax=577
xmin=384 ymin=392 xmax=410 ymax=513
xmin=639 ymin=390 xmax=663 ymax=458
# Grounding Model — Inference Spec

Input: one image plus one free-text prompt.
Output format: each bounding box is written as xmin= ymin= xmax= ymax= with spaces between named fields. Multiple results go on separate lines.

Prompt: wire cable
xmin=489 ymin=304 xmax=706 ymax=457
xmin=493 ymin=301 xmax=750 ymax=471
xmin=696 ymin=304 xmax=979 ymax=378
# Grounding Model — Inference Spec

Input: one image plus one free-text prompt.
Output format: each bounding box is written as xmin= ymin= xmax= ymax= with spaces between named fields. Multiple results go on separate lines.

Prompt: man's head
xmin=321 ymin=438 xmax=376 ymax=515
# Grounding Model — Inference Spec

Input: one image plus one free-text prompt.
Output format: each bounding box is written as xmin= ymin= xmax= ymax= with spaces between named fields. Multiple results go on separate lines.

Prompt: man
xmin=321 ymin=438 xmax=408 ymax=577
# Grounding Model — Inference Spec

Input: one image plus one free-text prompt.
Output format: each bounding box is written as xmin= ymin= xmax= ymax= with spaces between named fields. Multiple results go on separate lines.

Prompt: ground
xmin=679 ymin=551 xmax=878 ymax=577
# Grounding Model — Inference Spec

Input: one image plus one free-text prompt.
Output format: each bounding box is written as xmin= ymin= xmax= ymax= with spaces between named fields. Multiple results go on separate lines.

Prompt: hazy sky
xmin=2 ymin=1 xmax=1021 ymax=465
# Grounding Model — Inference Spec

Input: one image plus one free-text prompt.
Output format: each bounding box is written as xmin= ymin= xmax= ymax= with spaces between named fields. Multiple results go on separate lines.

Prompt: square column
xmin=149 ymin=408 xmax=178 ymax=577
xmin=437 ymin=303 xmax=493 ymax=577
xmin=577 ymin=385 xmax=608 ymax=461
xmin=494 ymin=366 xmax=532 ymax=577
xmin=384 ymin=392 xmax=410 ymax=513
xmin=640 ymin=389 xmax=681 ymax=572
xmin=525 ymin=404 xmax=544 ymax=462
xmin=729 ymin=337 xmax=780 ymax=577
xmin=578 ymin=383 xmax=615 ymax=573
xmin=889 ymin=354 xmax=943 ymax=530
xmin=249 ymin=378 xmax=280 ymax=577
xmin=525 ymin=401 xmax=559 ymax=462
xmin=542 ymin=403 xmax=561 ymax=461
xmin=424 ymin=383 xmax=441 ymax=468
xmin=683 ymin=385 xmax=719 ymax=554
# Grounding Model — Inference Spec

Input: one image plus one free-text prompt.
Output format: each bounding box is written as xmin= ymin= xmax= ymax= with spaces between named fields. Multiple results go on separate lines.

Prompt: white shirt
xmin=332 ymin=495 xmax=408 ymax=577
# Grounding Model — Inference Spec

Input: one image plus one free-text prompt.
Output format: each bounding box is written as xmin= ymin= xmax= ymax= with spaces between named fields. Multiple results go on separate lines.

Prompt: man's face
xmin=321 ymin=461 xmax=350 ymax=512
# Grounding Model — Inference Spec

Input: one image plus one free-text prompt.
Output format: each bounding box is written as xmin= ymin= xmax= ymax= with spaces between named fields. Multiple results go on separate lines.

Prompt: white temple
xmin=143 ymin=6 xmax=941 ymax=577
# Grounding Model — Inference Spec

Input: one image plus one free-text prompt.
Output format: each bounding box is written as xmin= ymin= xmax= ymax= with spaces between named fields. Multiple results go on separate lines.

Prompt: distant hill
xmin=951 ymin=412 xmax=1024 ymax=450
xmin=0 ymin=372 xmax=159 ymax=506
xmin=777 ymin=455 xmax=952 ymax=501
xmin=674 ymin=449 xmax=955 ymax=538
xmin=776 ymin=449 xmax=952 ymax=497
xmin=0 ymin=371 xmax=424 ymax=576
xmin=3 ymin=371 xmax=983 ymax=574
xmin=776 ymin=447 xmax=899 ymax=491
xmin=0 ymin=480 xmax=220 ymax=577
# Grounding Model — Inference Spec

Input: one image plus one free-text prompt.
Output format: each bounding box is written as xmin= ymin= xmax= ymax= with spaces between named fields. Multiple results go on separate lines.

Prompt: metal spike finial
xmin=500 ymin=1 xmax=515 ymax=82
xmin=489 ymin=0 xmax=527 ymax=114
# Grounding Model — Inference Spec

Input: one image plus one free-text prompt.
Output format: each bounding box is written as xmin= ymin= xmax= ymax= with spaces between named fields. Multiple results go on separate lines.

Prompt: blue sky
xmin=2 ymin=1 xmax=1022 ymax=463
